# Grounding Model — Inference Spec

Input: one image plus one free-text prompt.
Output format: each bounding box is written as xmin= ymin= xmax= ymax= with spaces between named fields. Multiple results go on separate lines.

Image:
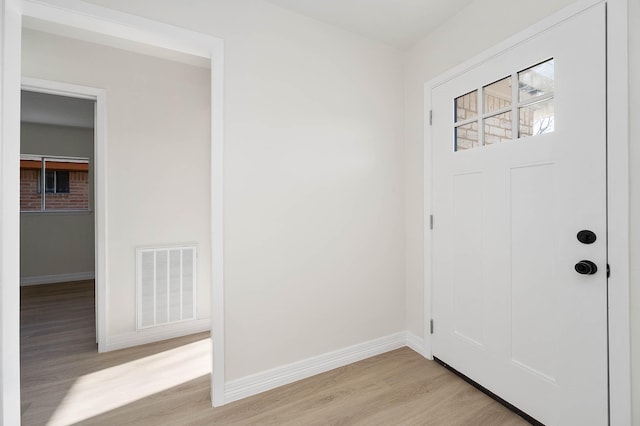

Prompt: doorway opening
xmin=1 ymin=3 xmax=225 ymax=423
xmin=19 ymin=88 xmax=97 ymax=335
xmin=19 ymin=85 xmax=103 ymax=422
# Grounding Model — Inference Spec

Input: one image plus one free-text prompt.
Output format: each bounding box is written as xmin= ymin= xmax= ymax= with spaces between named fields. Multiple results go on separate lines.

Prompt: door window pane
xmin=519 ymin=98 xmax=555 ymax=138
xmin=455 ymin=121 xmax=479 ymax=151
xmin=518 ymin=59 xmax=554 ymax=101
xmin=455 ymin=90 xmax=478 ymax=122
xmin=484 ymin=77 xmax=512 ymax=113
xmin=484 ymin=111 xmax=513 ymax=145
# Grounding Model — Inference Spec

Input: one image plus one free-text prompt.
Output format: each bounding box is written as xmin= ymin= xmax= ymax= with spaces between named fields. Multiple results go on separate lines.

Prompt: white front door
xmin=430 ymin=4 xmax=607 ymax=425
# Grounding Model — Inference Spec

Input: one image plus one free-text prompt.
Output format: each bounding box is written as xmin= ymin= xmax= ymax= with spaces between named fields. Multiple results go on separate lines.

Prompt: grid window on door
xmin=454 ymin=58 xmax=554 ymax=151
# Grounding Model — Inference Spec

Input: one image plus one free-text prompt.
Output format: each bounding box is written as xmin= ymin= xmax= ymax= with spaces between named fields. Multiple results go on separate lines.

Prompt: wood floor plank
xmin=21 ymin=281 xmax=530 ymax=425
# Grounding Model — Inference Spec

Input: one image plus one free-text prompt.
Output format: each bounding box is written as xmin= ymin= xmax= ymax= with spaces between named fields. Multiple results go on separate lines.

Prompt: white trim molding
xmin=0 ymin=0 xmax=23 ymax=424
xmin=225 ymin=332 xmax=423 ymax=404
xmin=604 ymin=0 xmax=631 ymax=423
xmin=423 ymin=0 xmax=630 ymax=423
xmin=104 ymin=318 xmax=210 ymax=352
xmin=20 ymin=271 xmax=94 ymax=286
xmin=21 ymin=0 xmax=221 ymax=58
xmin=21 ymin=76 xmax=108 ymax=354
xmin=405 ymin=331 xmax=427 ymax=358
xmin=210 ymin=37 xmax=226 ymax=410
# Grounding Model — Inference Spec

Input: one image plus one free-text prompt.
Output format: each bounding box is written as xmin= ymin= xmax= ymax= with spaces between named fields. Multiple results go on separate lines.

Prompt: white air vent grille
xmin=136 ymin=245 xmax=197 ymax=329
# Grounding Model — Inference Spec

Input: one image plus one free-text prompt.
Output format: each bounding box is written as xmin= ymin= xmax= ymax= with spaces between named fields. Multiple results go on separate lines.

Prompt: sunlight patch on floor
xmin=47 ymin=338 xmax=211 ymax=426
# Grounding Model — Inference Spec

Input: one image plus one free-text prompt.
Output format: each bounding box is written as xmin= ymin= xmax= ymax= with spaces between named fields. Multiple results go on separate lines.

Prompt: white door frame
xmin=0 ymin=1 xmax=226 ymax=423
xmin=423 ymin=0 xmax=630 ymax=423
xmin=21 ymin=77 xmax=106 ymax=350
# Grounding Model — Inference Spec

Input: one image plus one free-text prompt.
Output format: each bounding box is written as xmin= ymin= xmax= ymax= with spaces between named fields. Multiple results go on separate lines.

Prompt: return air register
xmin=136 ymin=245 xmax=197 ymax=329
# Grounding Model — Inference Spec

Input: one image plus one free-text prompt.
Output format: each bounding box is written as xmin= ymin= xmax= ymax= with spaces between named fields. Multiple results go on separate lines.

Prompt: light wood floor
xmin=21 ymin=281 xmax=530 ymax=425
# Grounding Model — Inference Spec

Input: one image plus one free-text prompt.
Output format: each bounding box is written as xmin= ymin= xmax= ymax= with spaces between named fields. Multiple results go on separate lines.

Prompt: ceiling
xmin=21 ymin=90 xmax=95 ymax=129
xmin=264 ymin=0 xmax=476 ymax=49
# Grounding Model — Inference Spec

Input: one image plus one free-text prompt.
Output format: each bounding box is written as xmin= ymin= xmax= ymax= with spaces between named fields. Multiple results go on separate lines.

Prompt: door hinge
xmin=429 ymin=110 xmax=433 ymax=126
xmin=430 ymin=319 xmax=434 ymax=334
xmin=429 ymin=214 xmax=434 ymax=230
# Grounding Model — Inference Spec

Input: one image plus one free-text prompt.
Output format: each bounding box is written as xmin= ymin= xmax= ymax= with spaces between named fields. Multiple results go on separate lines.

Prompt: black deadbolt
xmin=575 ymin=260 xmax=598 ymax=275
xmin=577 ymin=230 xmax=597 ymax=244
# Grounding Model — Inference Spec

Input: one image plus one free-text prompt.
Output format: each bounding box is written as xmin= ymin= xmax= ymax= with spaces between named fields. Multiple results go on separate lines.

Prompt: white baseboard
xmin=102 ymin=318 xmax=210 ymax=352
xmin=405 ymin=331 xmax=427 ymax=358
xmin=225 ymin=331 xmax=420 ymax=404
xmin=20 ymin=271 xmax=95 ymax=286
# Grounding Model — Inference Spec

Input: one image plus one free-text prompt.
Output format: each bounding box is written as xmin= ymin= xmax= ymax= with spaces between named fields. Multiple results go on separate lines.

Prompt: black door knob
xmin=575 ymin=260 xmax=598 ymax=275
xmin=577 ymin=230 xmax=597 ymax=244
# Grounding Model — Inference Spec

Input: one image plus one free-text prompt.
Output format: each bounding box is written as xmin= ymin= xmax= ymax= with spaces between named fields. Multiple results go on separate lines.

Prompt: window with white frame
xmin=20 ymin=155 xmax=90 ymax=212
xmin=454 ymin=58 xmax=555 ymax=151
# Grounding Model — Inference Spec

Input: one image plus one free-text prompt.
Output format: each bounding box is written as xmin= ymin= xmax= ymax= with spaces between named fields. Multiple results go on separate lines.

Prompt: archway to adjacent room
xmin=0 ymin=1 xmax=225 ymax=423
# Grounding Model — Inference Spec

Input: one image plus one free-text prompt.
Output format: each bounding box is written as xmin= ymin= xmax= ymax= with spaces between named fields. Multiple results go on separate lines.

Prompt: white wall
xmin=22 ymin=28 xmax=213 ymax=338
xmin=20 ymin=122 xmax=95 ymax=282
xmin=36 ymin=0 xmax=406 ymax=381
